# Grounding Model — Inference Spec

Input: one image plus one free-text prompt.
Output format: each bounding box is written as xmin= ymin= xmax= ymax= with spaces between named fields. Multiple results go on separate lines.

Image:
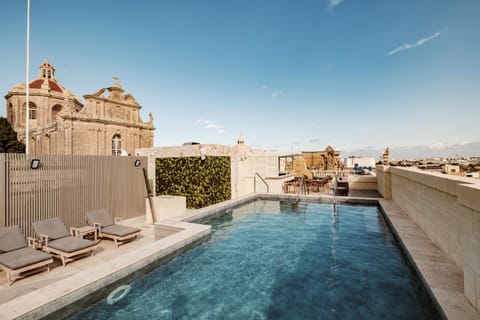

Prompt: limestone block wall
xmin=379 ymin=166 xmax=480 ymax=311
xmin=347 ymin=175 xmax=378 ymax=190
xmin=244 ymin=174 xmax=295 ymax=194
xmin=145 ymin=195 xmax=186 ymax=222
xmin=266 ymin=175 xmax=296 ymax=194
xmin=376 ymin=165 xmax=392 ymax=199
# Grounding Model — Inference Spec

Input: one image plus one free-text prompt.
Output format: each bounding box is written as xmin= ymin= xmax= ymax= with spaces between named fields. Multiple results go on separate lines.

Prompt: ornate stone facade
xmin=4 ymin=59 xmax=154 ymax=155
xmin=301 ymin=146 xmax=344 ymax=170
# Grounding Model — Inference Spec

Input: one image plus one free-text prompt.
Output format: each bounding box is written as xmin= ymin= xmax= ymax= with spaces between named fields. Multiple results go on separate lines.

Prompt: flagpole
xmin=25 ymin=0 xmax=30 ymax=154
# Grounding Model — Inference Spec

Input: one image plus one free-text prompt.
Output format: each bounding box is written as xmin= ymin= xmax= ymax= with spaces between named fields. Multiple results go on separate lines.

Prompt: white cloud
xmin=197 ymin=119 xmax=213 ymax=126
xmin=386 ymin=32 xmax=441 ymax=56
xmin=261 ymin=85 xmax=268 ymax=89
xmin=197 ymin=119 xmax=221 ymax=129
xmin=327 ymin=0 xmax=343 ymax=10
xmin=197 ymin=119 xmax=225 ymax=134
xmin=272 ymin=90 xmax=282 ymax=98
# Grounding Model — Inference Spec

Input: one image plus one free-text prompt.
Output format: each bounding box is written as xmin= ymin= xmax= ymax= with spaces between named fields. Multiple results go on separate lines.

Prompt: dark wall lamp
xmin=134 ymin=159 xmax=142 ymax=167
xmin=30 ymin=159 xmax=41 ymax=170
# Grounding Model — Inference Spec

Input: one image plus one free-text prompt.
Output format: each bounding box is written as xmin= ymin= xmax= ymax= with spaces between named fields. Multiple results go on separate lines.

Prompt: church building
xmin=4 ymin=58 xmax=154 ymax=155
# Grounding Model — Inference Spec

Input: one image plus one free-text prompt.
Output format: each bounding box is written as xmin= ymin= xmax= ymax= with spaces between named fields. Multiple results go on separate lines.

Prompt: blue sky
xmin=1 ymin=0 xmax=479 ymax=154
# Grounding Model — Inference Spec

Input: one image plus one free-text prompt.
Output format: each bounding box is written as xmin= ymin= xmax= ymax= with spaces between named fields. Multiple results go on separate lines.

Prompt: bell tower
xmin=38 ymin=57 xmax=56 ymax=80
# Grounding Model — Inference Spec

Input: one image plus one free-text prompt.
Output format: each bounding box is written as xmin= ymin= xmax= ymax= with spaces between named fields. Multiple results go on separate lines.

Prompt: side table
xmin=72 ymin=226 xmax=97 ymax=241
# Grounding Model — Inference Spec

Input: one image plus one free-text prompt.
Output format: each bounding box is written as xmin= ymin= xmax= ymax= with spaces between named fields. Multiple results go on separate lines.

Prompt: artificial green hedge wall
xmin=155 ymin=156 xmax=231 ymax=209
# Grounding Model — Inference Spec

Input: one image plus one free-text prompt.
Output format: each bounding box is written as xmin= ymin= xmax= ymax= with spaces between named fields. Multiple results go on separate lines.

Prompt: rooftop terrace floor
xmin=0 ymin=193 xmax=479 ymax=320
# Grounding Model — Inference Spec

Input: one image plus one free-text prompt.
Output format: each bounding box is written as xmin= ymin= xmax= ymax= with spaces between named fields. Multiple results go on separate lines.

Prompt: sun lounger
xmin=0 ymin=226 xmax=53 ymax=286
xmin=32 ymin=218 xmax=99 ymax=266
xmin=86 ymin=209 xmax=141 ymax=247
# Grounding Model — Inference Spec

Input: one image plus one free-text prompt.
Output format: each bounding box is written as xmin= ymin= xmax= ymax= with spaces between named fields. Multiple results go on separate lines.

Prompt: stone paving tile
xmin=434 ymin=289 xmax=480 ymax=320
xmin=410 ymin=250 xmax=457 ymax=265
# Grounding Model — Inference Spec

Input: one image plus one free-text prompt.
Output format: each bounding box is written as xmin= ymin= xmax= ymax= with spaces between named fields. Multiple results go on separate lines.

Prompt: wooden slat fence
xmin=0 ymin=154 xmax=147 ymax=237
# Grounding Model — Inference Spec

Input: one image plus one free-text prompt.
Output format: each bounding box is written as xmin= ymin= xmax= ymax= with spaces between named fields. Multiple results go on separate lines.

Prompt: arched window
xmin=29 ymin=102 xmax=37 ymax=120
xmin=112 ymin=134 xmax=122 ymax=156
xmin=51 ymin=104 xmax=63 ymax=120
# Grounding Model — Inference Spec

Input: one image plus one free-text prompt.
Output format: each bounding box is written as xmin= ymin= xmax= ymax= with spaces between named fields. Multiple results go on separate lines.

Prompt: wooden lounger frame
xmin=38 ymin=231 xmax=98 ymax=266
xmin=93 ymin=222 xmax=140 ymax=247
xmin=0 ymin=238 xmax=53 ymax=287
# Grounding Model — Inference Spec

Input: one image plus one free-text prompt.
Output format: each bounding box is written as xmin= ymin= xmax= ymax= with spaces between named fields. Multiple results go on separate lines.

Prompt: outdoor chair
xmin=32 ymin=218 xmax=99 ymax=266
xmin=0 ymin=226 xmax=53 ymax=286
xmin=86 ymin=209 xmax=141 ymax=247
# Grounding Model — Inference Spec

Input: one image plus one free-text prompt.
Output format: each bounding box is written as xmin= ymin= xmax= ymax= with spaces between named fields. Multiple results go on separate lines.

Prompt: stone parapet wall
xmin=265 ymin=175 xmax=296 ymax=194
xmin=378 ymin=165 xmax=480 ymax=312
xmin=376 ymin=165 xmax=392 ymax=199
xmin=138 ymin=144 xmax=233 ymax=158
xmin=347 ymin=175 xmax=377 ymax=190
xmin=244 ymin=174 xmax=295 ymax=194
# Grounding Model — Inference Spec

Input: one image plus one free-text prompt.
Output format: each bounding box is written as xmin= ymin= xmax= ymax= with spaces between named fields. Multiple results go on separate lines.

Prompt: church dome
xmin=29 ymin=79 xmax=63 ymax=93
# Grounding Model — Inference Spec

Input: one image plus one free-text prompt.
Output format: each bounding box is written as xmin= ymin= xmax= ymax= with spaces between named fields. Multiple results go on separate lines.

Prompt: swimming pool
xmin=70 ymin=200 xmax=440 ymax=319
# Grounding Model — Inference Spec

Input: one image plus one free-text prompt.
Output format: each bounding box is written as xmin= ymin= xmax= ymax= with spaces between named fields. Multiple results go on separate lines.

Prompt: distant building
xmin=4 ymin=58 xmax=154 ymax=155
xmin=343 ymin=156 xmax=376 ymax=169
xmin=301 ymin=146 xmax=344 ymax=170
xmin=444 ymin=164 xmax=461 ymax=174
xmin=417 ymin=163 xmax=443 ymax=171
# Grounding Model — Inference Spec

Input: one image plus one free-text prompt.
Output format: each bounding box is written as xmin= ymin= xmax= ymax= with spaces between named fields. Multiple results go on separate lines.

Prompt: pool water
xmin=71 ymin=200 xmax=439 ymax=319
